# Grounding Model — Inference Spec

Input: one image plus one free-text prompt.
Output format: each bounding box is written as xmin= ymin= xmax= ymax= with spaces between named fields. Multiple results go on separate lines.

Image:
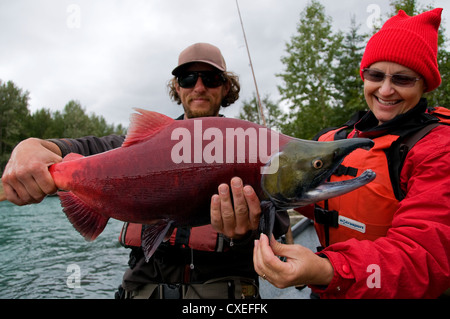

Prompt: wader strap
xmin=216 ymin=233 xmax=225 ymax=252
xmin=175 ymin=227 xmax=191 ymax=247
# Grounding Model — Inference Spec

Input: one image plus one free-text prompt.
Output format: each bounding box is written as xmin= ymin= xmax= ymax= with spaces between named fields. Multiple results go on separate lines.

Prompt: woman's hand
xmin=253 ymin=233 xmax=334 ymax=288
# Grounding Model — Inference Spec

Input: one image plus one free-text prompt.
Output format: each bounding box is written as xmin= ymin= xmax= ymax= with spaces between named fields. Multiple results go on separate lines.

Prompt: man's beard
xmin=183 ymin=100 xmax=221 ymax=119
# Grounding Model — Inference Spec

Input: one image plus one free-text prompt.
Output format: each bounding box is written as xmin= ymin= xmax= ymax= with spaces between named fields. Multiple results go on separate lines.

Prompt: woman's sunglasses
xmin=362 ymin=68 xmax=421 ymax=87
xmin=177 ymin=71 xmax=226 ymax=89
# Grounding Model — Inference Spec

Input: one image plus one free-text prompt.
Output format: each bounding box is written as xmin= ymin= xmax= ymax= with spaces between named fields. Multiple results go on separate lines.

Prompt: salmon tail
xmin=58 ymin=191 xmax=109 ymax=241
xmin=259 ymin=201 xmax=276 ymax=241
xmin=141 ymin=219 xmax=174 ymax=262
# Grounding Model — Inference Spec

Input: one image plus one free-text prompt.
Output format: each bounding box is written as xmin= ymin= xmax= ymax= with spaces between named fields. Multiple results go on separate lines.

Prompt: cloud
xmin=0 ymin=0 xmax=448 ymax=128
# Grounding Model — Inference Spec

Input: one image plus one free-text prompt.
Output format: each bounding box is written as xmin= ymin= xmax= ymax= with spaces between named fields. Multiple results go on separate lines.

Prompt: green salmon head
xmin=261 ymin=138 xmax=376 ymax=209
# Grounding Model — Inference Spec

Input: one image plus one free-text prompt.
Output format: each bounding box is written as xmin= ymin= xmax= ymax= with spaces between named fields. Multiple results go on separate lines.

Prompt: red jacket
xmin=301 ymin=104 xmax=450 ymax=298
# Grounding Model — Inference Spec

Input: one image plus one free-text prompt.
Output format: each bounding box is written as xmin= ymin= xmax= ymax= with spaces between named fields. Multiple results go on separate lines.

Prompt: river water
xmin=0 ymin=196 xmax=129 ymax=299
xmin=0 ymin=195 xmax=318 ymax=300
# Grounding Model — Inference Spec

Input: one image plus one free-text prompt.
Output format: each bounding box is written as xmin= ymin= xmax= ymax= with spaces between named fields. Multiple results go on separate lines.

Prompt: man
xmin=2 ymin=43 xmax=289 ymax=299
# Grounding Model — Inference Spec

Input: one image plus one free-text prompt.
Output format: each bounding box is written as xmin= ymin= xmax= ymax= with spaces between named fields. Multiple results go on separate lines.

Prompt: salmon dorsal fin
xmin=122 ymin=108 xmax=174 ymax=148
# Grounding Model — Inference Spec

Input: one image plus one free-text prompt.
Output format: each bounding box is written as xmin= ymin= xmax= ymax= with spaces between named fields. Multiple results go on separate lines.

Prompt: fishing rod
xmin=235 ymin=0 xmax=267 ymax=127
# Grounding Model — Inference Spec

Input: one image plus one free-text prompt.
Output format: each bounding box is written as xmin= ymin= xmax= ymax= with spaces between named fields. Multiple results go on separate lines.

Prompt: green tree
xmin=58 ymin=100 xmax=125 ymax=137
xmin=332 ymin=16 xmax=368 ymax=125
xmin=89 ymin=113 xmax=117 ymax=136
xmin=427 ymin=50 xmax=450 ymax=107
xmin=26 ymin=108 xmax=59 ymax=139
xmin=113 ymin=123 xmax=127 ymax=136
xmin=0 ymin=80 xmax=30 ymax=170
xmin=238 ymin=93 xmax=284 ymax=131
xmin=30 ymin=101 xmax=126 ymax=138
xmin=388 ymin=0 xmax=432 ymax=16
xmin=277 ymin=0 xmax=343 ymax=139
xmin=61 ymin=100 xmax=93 ymax=137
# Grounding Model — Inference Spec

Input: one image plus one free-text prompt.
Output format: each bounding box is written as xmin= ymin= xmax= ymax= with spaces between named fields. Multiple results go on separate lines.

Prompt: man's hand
xmin=210 ymin=177 xmax=261 ymax=239
xmin=2 ymin=138 xmax=62 ymax=205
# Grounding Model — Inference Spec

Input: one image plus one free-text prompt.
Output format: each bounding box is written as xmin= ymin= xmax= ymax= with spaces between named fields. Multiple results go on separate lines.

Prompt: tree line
xmin=0 ymin=80 xmax=126 ymax=173
xmin=239 ymin=0 xmax=450 ymax=139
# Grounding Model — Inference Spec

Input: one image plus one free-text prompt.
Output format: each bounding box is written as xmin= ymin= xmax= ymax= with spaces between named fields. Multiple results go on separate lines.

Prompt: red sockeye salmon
xmin=1 ymin=109 xmax=375 ymax=260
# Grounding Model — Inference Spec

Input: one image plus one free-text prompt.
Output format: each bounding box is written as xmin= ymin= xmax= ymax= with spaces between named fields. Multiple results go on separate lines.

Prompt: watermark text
xmin=366 ymin=4 xmax=381 ymax=29
xmin=366 ymin=264 xmax=381 ymax=289
xmin=170 ymin=120 xmax=280 ymax=174
xmin=67 ymin=4 xmax=81 ymax=29
xmin=66 ymin=263 xmax=81 ymax=289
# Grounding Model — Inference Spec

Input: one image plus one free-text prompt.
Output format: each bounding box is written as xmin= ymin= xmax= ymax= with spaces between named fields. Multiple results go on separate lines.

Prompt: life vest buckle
xmin=335 ymin=165 xmax=358 ymax=177
xmin=314 ymin=207 xmax=339 ymax=228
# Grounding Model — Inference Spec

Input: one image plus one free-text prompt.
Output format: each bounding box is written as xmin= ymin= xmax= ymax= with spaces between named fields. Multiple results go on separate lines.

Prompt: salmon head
xmin=261 ymin=138 xmax=376 ymax=210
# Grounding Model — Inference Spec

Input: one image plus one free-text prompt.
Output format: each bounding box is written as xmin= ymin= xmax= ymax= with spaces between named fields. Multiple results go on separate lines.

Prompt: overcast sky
xmin=1 ymin=0 xmax=448 ymax=128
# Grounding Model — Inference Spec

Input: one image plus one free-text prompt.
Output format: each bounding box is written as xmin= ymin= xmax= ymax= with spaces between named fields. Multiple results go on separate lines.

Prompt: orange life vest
xmin=315 ymin=130 xmax=399 ymax=245
xmin=314 ymin=106 xmax=450 ymax=248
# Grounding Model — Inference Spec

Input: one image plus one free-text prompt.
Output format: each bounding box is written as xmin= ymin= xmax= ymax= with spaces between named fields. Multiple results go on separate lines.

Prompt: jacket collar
xmin=354 ymin=98 xmax=432 ymax=138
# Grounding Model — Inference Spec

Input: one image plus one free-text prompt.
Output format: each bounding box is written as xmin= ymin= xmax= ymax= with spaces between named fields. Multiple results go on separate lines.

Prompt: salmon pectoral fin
xmin=141 ymin=219 xmax=174 ymax=262
xmin=58 ymin=191 xmax=109 ymax=241
xmin=259 ymin=201 xmax=276 ymax=241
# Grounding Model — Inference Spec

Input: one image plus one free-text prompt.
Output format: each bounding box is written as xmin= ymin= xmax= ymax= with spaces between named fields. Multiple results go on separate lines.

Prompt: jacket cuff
xmin=47 ymin=139 xmax=71 ymax=157
xmin=309 ymin=251 xmax=355 ymax=297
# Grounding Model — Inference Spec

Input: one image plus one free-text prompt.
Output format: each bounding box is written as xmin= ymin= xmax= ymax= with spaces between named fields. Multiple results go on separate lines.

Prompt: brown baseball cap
xmin=172 ymin=43 xmax=227 ymax=75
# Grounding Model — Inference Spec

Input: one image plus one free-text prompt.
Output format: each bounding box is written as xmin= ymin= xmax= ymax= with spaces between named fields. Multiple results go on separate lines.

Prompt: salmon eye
xmin=312 ymin=159 xmax=323 ymax=169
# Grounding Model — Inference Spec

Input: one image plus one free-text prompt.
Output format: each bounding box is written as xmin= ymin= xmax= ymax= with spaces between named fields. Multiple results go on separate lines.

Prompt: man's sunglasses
xmin=362 ymin=68 xmax=421 ymax=87
xmin=177 ymin=71 xmax=226 ymax=89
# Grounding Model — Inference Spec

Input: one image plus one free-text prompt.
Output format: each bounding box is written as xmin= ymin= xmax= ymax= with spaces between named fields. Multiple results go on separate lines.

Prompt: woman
xmin=211 ymin=8 xmax=450 ymax=298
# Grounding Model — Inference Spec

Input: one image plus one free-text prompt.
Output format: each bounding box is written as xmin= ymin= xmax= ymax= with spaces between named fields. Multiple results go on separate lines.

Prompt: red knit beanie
xmin=360 ymin=8 xmax=442 ymax=92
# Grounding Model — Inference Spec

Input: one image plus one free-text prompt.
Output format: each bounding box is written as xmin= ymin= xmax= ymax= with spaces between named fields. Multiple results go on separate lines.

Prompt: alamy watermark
xmin=170 ymin=120 xmax=280 ymax=174
xmin=366 ymin=4 xmax=381 ymax=29
xmin=366 ymin=264 xmax=381 ymax=289
xmin=67 ymin=4 xmax=81 ymax=29
xmin=66 ymin=263 xmax=81 ymax=289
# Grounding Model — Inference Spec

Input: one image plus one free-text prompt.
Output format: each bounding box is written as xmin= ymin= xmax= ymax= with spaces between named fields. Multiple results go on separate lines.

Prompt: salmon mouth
xmin=267 ymin=169 xmax=376 ymax=210
xmin=295 ymin=169 xmax=376 ymax=206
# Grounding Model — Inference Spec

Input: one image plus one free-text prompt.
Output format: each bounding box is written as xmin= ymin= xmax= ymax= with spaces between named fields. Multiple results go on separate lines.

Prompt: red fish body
xmin=51 ymin=110 xmax=286 ymax=226
xmin=49 ymin=109 xmax=375 ymax=259
xmin=49 ymin=110 xmax=290 ymax=256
